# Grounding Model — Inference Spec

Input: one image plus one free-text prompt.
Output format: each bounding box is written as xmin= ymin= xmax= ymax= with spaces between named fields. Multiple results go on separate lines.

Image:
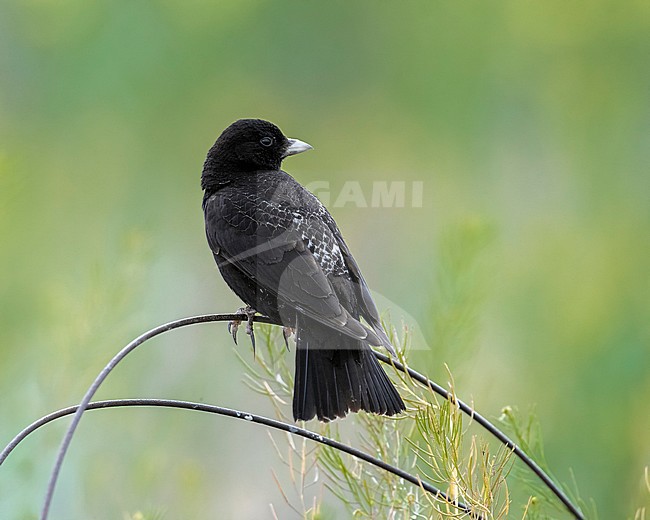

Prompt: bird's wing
xmin=204 ymin=192 xmax=381 ymax=344
xmin=320 ymin=212 xmax=396 ymax=355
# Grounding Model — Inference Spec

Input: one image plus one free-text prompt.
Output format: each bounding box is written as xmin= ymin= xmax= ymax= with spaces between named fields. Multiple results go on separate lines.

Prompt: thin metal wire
xmin=374 ymin=352 xmax=585 ymax=520
xmin=37 ymin=314 xmax=261 ymax=520
xmin=1 ymin=398 xmax=480 ymax=518
xmin=1 ymin=313 xmax=581 ymax=519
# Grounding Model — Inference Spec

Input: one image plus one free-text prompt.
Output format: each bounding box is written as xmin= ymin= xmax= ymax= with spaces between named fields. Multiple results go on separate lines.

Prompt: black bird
xmin=201 ymin=119 xmax=405 ymax=422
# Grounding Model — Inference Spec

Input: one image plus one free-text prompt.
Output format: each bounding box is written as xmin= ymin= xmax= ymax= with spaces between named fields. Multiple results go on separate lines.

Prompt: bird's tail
xmin=292 ymin=318 xmax=405 ymax=422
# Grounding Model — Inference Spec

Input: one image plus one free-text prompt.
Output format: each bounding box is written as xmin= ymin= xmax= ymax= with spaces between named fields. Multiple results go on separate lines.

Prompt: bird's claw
xmin=227 ymin=319 xmax=240 ymax=345
xmin=229 ymin=306 xmax=257 ymax=355
xmin=246 ymin=314 xmax=256 ymax=355
xmin=282 ymin=327 xmax=294 ymax=350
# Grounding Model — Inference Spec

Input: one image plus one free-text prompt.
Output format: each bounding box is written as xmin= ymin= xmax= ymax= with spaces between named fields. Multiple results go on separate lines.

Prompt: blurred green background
xmin=1 ymin=1 xmax=648 ymax=518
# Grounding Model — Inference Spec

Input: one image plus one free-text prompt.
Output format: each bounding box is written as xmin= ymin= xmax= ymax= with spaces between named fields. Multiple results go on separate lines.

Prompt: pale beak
xmin=283 ymin=138 xmax=313 ymax=158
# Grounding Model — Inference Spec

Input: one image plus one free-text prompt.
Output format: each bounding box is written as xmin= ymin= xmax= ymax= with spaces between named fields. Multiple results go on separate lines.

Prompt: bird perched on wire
xmin=201 ymin=119 xmax=405 ymax=422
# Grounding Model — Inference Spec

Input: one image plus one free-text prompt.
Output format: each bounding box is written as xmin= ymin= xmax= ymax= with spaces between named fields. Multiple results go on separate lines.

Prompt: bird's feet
xmin=228 ymin=306 xmax=258 ymax=353
xmin=282 ymin=327 xmax=294 ymax=350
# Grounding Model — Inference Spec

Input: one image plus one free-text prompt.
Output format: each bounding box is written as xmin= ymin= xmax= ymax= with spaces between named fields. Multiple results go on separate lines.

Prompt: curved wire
xmin=36 ymin=314 xmax=263 ymax=520
xmin=0 ymin=313 xmax=581 ymax=519
xmin=0 ymin=398 xmax=479 ymax=518
xmin=373 ymin=352 xmax=585 ymax=520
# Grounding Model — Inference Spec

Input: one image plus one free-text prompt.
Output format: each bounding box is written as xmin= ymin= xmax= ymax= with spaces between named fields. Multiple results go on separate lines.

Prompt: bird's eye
xmin=260 ymin=136 xmax=273 ymax=147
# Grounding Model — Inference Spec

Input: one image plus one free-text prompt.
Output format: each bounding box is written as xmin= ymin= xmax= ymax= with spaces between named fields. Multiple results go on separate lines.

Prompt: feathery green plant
xmin=497 ymin=406 xmax=597 ymax=520
xmin=235 ymin=323 xmax=587 ymax=519
xmin=423 ymin=218 xmax=495 ymax=377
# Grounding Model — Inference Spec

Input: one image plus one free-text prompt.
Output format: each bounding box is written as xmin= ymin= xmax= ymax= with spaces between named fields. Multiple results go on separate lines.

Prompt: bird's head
xmin=202 ymin=119 xmax=312 ymax=188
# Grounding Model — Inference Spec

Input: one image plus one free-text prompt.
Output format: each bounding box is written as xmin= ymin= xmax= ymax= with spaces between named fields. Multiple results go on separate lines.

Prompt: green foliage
xmin=422 ymin=218 xmax=495 ymax=376
xmin=237 ymin=324 xmax=593 ymax=519
xmin=497 ymin=407 xmax=596 ymax=520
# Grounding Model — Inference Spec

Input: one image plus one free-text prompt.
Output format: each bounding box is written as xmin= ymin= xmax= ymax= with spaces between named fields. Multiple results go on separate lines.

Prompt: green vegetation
xmin=239 ymin=323 xmax=572 ymax=519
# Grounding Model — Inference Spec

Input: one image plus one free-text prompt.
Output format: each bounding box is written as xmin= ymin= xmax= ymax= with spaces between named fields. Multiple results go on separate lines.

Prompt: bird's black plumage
xmin=201 ymin=119 xmax=405 ymax=421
